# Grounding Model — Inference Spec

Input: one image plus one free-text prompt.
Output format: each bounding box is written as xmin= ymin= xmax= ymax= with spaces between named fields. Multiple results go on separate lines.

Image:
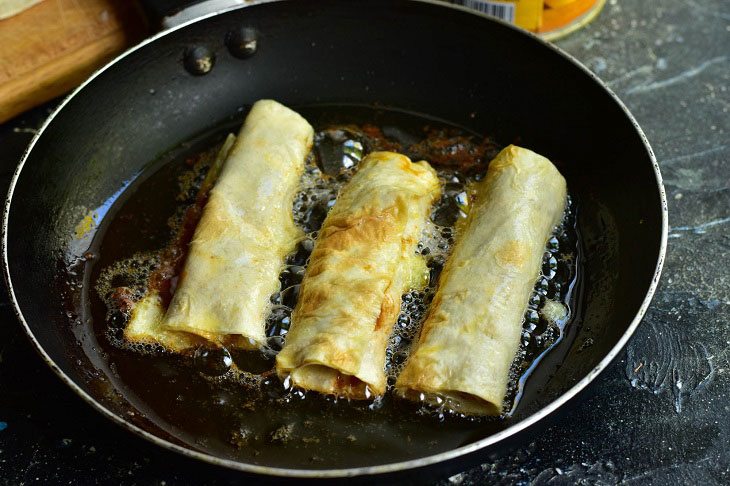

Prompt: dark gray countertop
xmin=1 ymin=0 xmax=729 ymax=484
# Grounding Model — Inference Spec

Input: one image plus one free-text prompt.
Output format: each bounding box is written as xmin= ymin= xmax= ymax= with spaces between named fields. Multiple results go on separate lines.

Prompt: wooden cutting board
xmin=0 ymin=0 xmax=148 ymax=123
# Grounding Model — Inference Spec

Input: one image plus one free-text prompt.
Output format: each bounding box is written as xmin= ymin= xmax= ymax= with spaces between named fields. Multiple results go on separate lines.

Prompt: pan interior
xmin=75 ymin=105 xmax=582 ymax=469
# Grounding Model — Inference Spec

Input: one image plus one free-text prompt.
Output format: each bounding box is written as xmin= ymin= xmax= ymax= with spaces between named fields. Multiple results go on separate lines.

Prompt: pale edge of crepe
xmin=123 ymin=133 xmax=235 ymax=352
xmin=275 ymin=151 xmax=440 ymax=399
xmin=124 ymin=100 xmax=313 ymax=352
xmin=394 ymin=145 xmax=567 ymax=416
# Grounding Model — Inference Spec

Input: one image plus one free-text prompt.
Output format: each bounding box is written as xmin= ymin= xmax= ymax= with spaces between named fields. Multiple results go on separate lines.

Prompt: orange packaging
xmin=449 ymin=0 xmax=606 ymax=40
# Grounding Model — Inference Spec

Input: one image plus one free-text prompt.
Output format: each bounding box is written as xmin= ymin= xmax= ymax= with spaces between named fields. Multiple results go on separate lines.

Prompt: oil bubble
xmin=280 ymin=285 xmax=300 ymax=309
xmin=288 ymin=239 xmax=314 ymax=266
xmin=266 ymin=305 xmax=292 ymax=337
xmin=315 ymin=129 xmax=364 ymax=175
xmin=193 ymin=346 xmax=233 ymax=377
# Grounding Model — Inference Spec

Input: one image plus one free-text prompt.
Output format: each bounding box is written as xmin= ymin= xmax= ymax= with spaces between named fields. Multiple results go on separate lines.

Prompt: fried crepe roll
xmin=123 ymin=134 xmax=236 ymax=352
xmin=160 ymin=99 xmax=313 ymax=349
xmin=395 ymin=145 xmax=567 ymax=416
xmin=276 ymin=152 xmax=440 ymax=398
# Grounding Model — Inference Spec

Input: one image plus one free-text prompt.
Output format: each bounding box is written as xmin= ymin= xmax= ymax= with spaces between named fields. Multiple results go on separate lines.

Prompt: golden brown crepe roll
xmin=145 ymin=99 xmax=312 ymax=350
xmin=395 ymin=145 xmax=567 ymax=416
xmin=276 ymin=152 xmax=440 ymax=398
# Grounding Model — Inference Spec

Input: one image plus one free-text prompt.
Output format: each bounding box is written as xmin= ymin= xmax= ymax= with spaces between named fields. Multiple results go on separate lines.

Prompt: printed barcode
xmin=455 ymin=0 xmax=516 ymax=23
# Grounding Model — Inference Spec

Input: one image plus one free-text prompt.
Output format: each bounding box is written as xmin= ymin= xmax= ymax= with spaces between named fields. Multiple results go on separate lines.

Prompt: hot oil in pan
xmin=87 ymin=106 xmax=582 ymax=469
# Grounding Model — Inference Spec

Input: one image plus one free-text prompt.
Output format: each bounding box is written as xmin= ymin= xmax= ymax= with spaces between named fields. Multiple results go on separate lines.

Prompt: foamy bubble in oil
xmin=292 ymin=164 xmax=338 ymax=233
xmin=314 ymin=128 xmax=364 ymax=176
xmin=193 ymin=346 xmax=234 ymax=376
xmin=95 ymin=252 xmax=178 ymax=356
xmin=177 ymin=149 xmax=219 ymax=203
xmin=165 ymin=204 xmax=189 ymax=234
xmin=430 ymin=181 xmax=470 ymax=228
xmin=261 ymin=235 xmax=315 ymax=356
xmin=292 ymin=130 xmax=365 ymax=233
xmin=98 ymin=260 xmax=184 ymax=356
xmin=95 ymin=252 xmax=159 ymax=311
xmin=204 ymin=366 xmax=264 ymax=391
xmin=502 ymin=198 xmax=579 ymax=414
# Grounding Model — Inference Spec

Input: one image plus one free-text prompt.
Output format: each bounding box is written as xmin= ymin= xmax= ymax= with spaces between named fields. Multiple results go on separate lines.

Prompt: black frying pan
xmin=2 ymin=0 xmax=667 ymax=481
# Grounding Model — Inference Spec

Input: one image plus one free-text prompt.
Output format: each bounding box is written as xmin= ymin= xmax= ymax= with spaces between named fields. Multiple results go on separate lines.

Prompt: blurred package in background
xmin=446 ymin=0 xmax=605 ymax=40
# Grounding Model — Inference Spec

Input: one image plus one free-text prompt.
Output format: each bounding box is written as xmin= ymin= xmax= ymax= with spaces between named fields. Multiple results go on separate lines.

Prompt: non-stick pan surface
xmin=3 ymin=0 xmax=666 ymax=480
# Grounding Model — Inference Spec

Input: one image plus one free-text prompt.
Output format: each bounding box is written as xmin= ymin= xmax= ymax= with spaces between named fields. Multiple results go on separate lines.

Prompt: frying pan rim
xmin=1 ymin=0 xmax=668 ymax=478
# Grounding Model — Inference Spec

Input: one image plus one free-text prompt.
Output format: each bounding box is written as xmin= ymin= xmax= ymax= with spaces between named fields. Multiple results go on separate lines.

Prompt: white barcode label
xmin=455 ymin=0 xmax=516 ymax=23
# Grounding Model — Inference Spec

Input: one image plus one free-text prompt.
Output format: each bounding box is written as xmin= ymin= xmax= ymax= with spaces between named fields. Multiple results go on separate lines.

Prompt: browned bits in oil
xmin=269 ymin=424 xmax=294 ymax=444
xmin=230 ymin=427 xmax=252 ymax=448
xmin=360 ymin=124 xmax=402 ymax=152
xmin=95 ymin=250 xmax=159 ymax=322
xmin=110 ymin=287 xmax=135 ymax=314
xmin=407 ymin=127 xmax=500 ymax=175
